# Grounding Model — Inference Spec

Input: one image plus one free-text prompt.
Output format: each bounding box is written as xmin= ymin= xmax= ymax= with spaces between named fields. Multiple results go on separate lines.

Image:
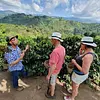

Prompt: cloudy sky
xmin=0 ymin=0 xmax=100 ymax=22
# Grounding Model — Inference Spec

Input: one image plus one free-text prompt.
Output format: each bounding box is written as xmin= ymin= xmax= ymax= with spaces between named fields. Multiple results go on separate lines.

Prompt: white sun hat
xmin=49 ymin=32 xmax=63 ymax=42
xmin=81 ymin=36 xmax=97 ymax=47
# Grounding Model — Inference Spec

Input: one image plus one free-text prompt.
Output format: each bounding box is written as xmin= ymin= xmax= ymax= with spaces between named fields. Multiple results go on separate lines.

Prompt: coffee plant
xmin=0 ymin=35 xmax=100 ymax=85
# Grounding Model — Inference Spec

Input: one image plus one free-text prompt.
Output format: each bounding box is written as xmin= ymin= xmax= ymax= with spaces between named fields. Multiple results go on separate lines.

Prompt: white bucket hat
xmin=49 ymin=32 xmax=63 ymax=42
xmin=81 ymin=36 xmax=97 ymax=47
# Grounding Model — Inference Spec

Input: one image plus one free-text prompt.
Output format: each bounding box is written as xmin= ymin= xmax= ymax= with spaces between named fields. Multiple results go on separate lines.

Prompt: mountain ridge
xmin=0 ymin=10 xmax=16 ymax=19
xmin=0 ymin=13 xmax=100 ymax=35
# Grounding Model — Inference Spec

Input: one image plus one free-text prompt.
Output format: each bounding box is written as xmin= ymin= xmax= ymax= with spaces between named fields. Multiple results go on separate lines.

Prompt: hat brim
xmin=82 ymin=42 xmax=97 ymax=47
xmin=6 ymin=35 xmax=18 ymax=42
xmin=9 ymin=35 xmax=18 ymax=41
xmin=49 ymin=37 xmax=63 ymax=42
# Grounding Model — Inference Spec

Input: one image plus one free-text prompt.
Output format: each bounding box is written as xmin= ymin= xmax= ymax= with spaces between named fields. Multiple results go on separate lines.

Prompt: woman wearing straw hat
xmin=64 ymin=36 xmax=97 ymax=100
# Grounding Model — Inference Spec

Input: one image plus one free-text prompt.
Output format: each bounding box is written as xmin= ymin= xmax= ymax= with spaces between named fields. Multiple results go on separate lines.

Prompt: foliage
xmin=0 ymin=14 xmax=100 ymax=35
xmin=19 ymin=36 xmax=53 ymax=76
xmin=21 ymin=36 xmax=100 ymax=85
xmin=0 ymin=19 xmax=100 ymax=85
xmin=0 ymin=44 xmax=6 ymax=71
xmin=0 ymin=33 xmax=100 ymax=86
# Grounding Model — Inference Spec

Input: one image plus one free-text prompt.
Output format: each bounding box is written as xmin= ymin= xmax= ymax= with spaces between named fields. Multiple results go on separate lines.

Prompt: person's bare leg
xmin=71 ymin=81 xmax=79 ymax=100
xmin=56 ymin=78 xmax=64 ymax=86
xmin=50 ymin=84 xmax=55 ymax=96
xmin=47 ymin=84 xmax=51 ymax=94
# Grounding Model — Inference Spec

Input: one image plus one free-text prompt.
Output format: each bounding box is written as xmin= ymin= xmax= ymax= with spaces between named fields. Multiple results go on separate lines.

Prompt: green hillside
xmin=0 ymin=13 xmax=100 ymax=35
xmin=0 ymin=14 xmax=100 ymax=86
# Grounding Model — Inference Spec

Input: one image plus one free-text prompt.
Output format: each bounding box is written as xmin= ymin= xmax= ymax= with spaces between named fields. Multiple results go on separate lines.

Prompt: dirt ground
xmin=0 ymin=72 xmax=100 ymax=100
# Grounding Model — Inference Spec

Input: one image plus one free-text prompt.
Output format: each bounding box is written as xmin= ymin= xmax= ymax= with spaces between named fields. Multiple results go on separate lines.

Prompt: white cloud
xmin=48 ymin=12 xmax=52 ymax=15
xmin=71 ymin=0 xmax=100 ymax=18
xmin=83 ymin=0 xmax=100 ymax=18
xmin=0 ymin=0 xmax=21 ymax=7
xmin=0 ymin=7 xmax=4 ymax=11
xmin=32 ymin=0 xmax=41 ymax=4
xmin=0 ymin=0 xmax=34 ymax=14
xmin=0 ymin=0 xmax=100 ymax=22
xmin=61 ymin=0 xmax=69 ymax=3
xmin=0 ymin=0 xmax=70 ymax=15
xmin=32 ymin=3 xmax=43 ymax=12
xmin=43 ymin=0 xmax=69 ymax=15
xmin=44 ymin=0 xmax=69 ymax=9
xmin=0 ymin=3 xmax=4 ymax=10
xmin=0 ymin=1 xmax=30 ymax=15
xmin=51 ymin=0 xmax=59 ymax=7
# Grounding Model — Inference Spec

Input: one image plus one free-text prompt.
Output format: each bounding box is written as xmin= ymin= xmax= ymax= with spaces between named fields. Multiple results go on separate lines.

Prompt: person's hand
xmin=25 ymin=45 xmax=29 ymax=51
xmin=71 ymin=59 xmax=76 ymax=65
xmin=46 ymin=75 xmax=50 ymax=82
xmin=44 ymin=60 xmax=49 ymax=69
xmin=20 ymin=52 xmax=25 ymax=59
xmin=22 ymin=45 xmax=29 ymax=53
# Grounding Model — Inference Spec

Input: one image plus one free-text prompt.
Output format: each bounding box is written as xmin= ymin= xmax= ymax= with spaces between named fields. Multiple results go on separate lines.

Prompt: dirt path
xmin=0 ymin=72 xmax=100 ymax=100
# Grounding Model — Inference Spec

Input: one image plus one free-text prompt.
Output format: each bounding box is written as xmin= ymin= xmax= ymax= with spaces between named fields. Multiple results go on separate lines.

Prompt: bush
xmin=19 ymin=36 xmax=53 ymax=76
xmin=0 ymin=35 xmax=100 ymax=85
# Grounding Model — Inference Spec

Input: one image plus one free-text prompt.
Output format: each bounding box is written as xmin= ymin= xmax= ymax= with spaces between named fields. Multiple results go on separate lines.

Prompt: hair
xmin=7 ymin=42 xmax=11 ymax=46
xmin=86 ymin=45 xmax=94 ymax=49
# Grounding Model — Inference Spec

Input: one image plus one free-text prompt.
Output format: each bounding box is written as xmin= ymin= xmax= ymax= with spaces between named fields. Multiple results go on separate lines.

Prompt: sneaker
xmin=45 ymin=93 xmax=56 ymax=99
xmin=67 ymin=88 xmax=72 ymax=94
xmin=64 ymin=96 xmax=71 ymax=100
xmin=16 ymin=86 xmax=24 ymax=91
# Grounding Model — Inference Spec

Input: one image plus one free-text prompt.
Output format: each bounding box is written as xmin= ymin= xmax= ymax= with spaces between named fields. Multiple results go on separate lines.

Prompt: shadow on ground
xmin=0 ymin=72 xmax=100 ymax=100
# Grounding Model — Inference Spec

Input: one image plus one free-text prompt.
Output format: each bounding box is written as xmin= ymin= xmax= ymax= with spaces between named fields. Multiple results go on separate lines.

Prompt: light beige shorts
xmin=71 ymin=72 xmax=89 ymax=84
xmin=50 ymin=74 xmax=58 ymax=85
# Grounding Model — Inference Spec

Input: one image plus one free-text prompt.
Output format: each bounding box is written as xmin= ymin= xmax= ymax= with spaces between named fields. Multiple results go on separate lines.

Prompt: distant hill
xmin=63 ymin=17 xmax=100 ymax=23
xmin=0 ymin=13 xmax=100 ymax=35
xmin=0 ymin=10 xmax=16 ymax=19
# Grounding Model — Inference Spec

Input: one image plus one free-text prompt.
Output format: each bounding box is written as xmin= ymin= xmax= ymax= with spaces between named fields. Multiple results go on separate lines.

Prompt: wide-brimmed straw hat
xmin=6 ymin=35 xmax=18 ymax=42
xmin=49 ymin=32 xmax=63 ymax=42
xmin=81 ymin=36 xmax=97 ymax=47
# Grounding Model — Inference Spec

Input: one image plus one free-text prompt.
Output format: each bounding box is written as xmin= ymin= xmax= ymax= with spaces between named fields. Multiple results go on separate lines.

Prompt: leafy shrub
xmin=19 ymin=36 xmax=53 ymax=76
xmin=0 ymin=35 xmax=100 ymax=85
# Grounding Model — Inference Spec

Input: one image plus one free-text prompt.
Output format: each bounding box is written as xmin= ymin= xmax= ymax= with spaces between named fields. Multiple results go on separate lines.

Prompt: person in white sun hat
xmin=44 ymin=32 xmax=65 ymax=99
xmin=49 ymin=32 xmax=63 ymax=42
xmin=64 ymin=36 xmax=97 ymax=100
